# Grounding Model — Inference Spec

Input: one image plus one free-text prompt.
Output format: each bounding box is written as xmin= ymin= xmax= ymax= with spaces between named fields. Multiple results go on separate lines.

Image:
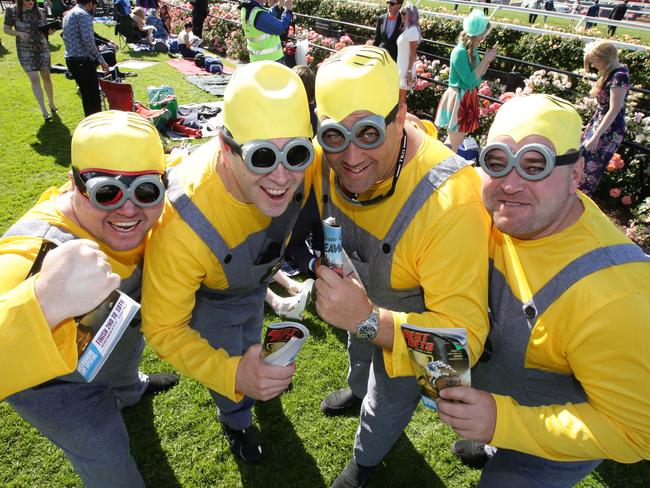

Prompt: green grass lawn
xmin=1 ymin=20 xmax=649 ymax=488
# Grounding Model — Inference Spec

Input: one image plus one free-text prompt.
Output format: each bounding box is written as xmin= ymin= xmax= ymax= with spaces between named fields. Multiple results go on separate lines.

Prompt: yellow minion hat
xmin=223 ymin=61 xmax=312 ymax=143
xmin=72 ymin=111 xmax=165 ymax=174
xmin=315 ymin=45 xmax=399 ymax=122
xmin=487 ymin=95 xmax=582 ymax=155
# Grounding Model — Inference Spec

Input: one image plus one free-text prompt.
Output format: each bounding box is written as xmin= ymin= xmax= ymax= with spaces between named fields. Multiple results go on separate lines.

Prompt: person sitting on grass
xmin=177 ymin=21 xmax=202 ymax=58
xmin=131 ymin=6 xmax=155 ymax=45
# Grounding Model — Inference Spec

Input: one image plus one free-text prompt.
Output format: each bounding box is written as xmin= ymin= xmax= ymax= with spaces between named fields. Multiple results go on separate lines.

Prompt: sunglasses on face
xmin=222 ymin=129 xmax=314 ymax=175
xmin=479 ymin=142 xmax=579 ymax=181
xmin=73 ymin=167 xmax=166 ymax=210
xmin=317 ymin=104 xmax=399 ymax=154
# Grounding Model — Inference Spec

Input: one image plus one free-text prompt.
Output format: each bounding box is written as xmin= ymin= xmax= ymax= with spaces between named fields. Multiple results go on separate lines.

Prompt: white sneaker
xmin=277 ymin=279 xmax=313 ymax=320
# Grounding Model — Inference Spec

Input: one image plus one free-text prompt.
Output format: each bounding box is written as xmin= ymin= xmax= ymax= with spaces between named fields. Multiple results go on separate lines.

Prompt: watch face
xmin=357 ymin=321 xmax=377 ymax=341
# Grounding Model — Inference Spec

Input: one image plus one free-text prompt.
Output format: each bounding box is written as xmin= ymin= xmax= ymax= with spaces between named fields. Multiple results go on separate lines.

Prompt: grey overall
xmin=321 ymin=155 xmax=471 ymax=466
xmin=166 ymin=165 xmax=305 ymax=430
xmin=473 ymin=243 xmax=650 ymax=488
xmin=5 ymin=220 xmax=147 ymax=488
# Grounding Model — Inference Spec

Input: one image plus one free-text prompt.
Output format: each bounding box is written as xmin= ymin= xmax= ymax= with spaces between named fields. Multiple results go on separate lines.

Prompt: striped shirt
xmin=62 ymin=5 xmax=104 ymax=63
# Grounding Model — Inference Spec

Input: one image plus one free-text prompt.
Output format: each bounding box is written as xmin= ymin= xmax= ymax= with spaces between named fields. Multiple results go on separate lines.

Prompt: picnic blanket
xmin=167 ymin=58 xmax=209 ymax=75
xmin=165 ymin=101 xmax=224 ymax=140
xmin=116 ymin=60 xmax=158 ymax=70
xmin=184 ymin=74 xmax=232 ymax=97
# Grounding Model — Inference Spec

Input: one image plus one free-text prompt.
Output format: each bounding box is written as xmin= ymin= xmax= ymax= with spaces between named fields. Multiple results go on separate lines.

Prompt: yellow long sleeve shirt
xmin=0 ymin=187 xmax=144 ymax=400
xmin=141 ymin=139 xmax=315 ymax=401
xmin=487 ymin=194 xmax=650 ymax=463
xmin=311 ymin=133 xmax=491 ymax=374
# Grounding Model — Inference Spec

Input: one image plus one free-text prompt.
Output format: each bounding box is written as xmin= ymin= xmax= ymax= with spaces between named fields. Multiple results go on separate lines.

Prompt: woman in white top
xmin=396 ymin=4 xmax=421 ymax=105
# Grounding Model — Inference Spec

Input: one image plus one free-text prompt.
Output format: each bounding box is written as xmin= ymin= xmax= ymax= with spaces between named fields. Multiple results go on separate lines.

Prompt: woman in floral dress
xmin=580 ymin=40 xmax=630 ymax=195
xmin=3 ymin=0 xmax=57 ymax=121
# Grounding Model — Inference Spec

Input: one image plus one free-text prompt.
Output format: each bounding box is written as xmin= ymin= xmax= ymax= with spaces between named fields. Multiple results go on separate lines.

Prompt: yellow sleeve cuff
xmin=382 ymin=311 xmax=416 ymax=378
xmin=0 ymin=279 xmax=77 ymax=400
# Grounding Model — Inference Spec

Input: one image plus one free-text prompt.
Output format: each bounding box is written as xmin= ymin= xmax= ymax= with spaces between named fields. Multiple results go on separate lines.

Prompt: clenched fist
xmin=35 ymin=240 xmax=121 ymax=328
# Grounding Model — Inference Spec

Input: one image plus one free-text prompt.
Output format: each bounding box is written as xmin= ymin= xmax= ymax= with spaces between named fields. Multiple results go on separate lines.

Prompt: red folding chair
xmin=98 ymin=79 xmax=166 ymax=120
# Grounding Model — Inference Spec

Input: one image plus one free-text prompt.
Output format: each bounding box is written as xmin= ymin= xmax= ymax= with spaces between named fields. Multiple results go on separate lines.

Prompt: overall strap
xmin=523 ymin=243 xmax=650 ymax=326
xmin=167 ymin=166 xmax=232 ymax=264
xmin=2 ymin=219 xmax=78 ymax=244
xmin=383 ymin=155 xmax=471 ymax=252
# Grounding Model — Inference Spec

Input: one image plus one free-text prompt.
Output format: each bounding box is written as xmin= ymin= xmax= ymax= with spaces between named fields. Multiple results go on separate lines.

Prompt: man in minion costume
xmin=310 ymin=45 xmax=490 ymax=487
xmin=141 ymin=61 xmax=314 ymax=464
xmin=1 ymin=110 xmax=179 ymax=487
xmin=430 ymin=94 xmax=650 ymax=486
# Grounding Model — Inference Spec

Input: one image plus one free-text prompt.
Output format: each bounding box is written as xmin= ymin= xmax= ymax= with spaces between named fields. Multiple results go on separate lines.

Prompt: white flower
xmin=635 ymin=134 xmax=645 ymax=143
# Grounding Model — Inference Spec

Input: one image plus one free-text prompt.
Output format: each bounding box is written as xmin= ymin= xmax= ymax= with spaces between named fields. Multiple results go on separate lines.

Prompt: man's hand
xmin=314 ymin=265 xmax=371 ymax=332
xmin=235 ymin=344 xmax=295 ymax=400
xmin=100 ymin=60 xmax=110 ymax=74
xmin=34 ymin=240 xmax=121 ymax=328
xmin=436 ymin=386 xmax=497 ymax=443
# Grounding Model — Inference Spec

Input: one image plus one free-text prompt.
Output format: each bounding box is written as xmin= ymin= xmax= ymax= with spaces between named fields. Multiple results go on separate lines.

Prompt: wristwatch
xmin=355 ymin=304 xmax=379 ymax=342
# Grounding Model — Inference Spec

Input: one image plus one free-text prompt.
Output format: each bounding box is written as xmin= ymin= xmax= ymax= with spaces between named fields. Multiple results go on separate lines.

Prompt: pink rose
xmin=621 ymin=195 xmax=632 ymax=206
xmin=488 ymin=103 xmax=501 ymax=113
xmin=478 ymin=83 xmax=493 ymax=96
xmin=609 ymin=188 xmax=622 ymax=198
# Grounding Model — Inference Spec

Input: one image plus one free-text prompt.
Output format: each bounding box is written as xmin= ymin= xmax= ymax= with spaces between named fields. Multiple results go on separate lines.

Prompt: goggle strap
xmin=221 ymin=128 xmax=243 ymax=156
xmin=554 ymin=151 xmax=580 ymax=166
xmin=384 ymin=103 xmax=400 ymax=126
xmin=72 ymin=166 xmax=88 ymax=194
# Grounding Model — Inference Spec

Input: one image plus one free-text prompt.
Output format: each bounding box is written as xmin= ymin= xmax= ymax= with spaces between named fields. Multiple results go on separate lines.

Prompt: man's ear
xmin=570 ymin=156 xmax=585 ymax=194
xmin=218 ymin=132 xmax=233 ymax=169
xmin=396 ymin=100 xmax=407 ymax=129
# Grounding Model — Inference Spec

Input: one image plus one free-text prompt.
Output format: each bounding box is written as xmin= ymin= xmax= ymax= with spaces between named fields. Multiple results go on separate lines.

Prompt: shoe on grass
xmin=330 ymin=460 xmax=377 ymax=488
xmin=320 ymin=387 xmax=362 ymax=416
xmin=144 ymin=373 xmax=179 ymax=396
xmin=450 ymin=439 xmax=496 ymax=469
xmin=221 ymin=422 xmax=263 ymax=464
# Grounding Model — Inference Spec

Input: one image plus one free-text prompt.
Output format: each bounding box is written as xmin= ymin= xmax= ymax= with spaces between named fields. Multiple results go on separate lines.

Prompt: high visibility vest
xmin=241 ymin=6 xmax=283 ymax=62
